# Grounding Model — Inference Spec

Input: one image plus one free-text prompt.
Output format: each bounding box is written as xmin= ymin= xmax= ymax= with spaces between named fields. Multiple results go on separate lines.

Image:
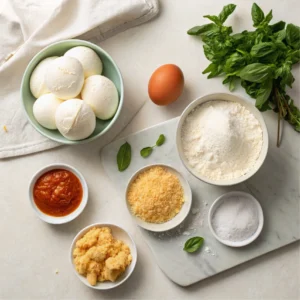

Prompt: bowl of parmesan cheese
xmin=176 ymin=93 xmax=269 ymax=186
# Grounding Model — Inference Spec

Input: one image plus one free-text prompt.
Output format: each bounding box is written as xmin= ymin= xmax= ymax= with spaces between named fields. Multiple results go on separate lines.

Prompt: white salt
xmin=211 ymin=195 xmax=259 ymax=242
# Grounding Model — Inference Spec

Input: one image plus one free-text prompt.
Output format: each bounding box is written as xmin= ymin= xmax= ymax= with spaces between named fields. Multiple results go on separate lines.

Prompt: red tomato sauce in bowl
xmin=33 ymin=169 xmax=83 ymax=217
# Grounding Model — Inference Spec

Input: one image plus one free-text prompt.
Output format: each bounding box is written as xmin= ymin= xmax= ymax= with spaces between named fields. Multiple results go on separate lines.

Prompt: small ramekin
xmin=28 ymin=163 xmax=88 ymax=224
xmin=125 ymin=164 xmax=192 ymax=232
xmin=70 ymin=223 xmax=137 ymax=290
xmin=208 ymin=191 xmax=264 ymax=247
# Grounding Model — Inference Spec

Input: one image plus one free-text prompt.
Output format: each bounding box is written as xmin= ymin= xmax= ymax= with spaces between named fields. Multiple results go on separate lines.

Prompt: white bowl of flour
xmin=176 ymin=93 xmax=268 ymax=186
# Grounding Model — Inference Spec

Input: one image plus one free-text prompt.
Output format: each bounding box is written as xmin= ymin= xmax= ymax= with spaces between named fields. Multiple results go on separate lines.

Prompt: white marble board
xmin=101 ymin=117 xmax=299 ymax=287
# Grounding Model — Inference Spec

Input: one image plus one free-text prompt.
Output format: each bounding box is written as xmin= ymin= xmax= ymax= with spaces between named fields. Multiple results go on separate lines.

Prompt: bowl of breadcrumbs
xmin=126 ymin=164 xmax=192 ymax=232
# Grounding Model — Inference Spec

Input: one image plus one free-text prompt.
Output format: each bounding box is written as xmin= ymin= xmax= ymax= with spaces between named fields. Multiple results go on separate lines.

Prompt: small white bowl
xmin=70 ymin=223 xmax=137 ymax=290
xmin=176 ymin=93 xmax=269 ymax=186
xmin=125 ymin=164 xmax=192 ymax=232
xmin=208 ymin=191 xmax=264 ymax=247
xmin=29 ymin=163 xmax=88 ymax=224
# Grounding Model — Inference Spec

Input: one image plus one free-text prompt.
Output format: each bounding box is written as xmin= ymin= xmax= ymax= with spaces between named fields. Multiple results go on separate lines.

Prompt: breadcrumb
xmin=3 ymin=125 xmax=7 ymax=132
xmin=127 ymin=166 xmax=184 ymax=223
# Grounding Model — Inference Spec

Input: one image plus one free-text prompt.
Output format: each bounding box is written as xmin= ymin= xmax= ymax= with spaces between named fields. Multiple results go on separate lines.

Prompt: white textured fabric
xmin=0 ymin=0 xmax=159 ymax=158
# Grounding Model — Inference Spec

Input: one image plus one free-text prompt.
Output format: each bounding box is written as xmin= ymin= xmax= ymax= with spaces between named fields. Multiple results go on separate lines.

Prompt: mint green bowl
xmin=21 ymin=39 xmax=124 ymax=144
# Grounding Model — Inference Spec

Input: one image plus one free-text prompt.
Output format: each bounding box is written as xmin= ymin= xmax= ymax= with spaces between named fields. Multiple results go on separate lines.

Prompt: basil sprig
xmin=117 ymin=142 xmax=131 ymax=171
xmin=188 ymin=3 xmax=300 ymax=147
xmin=140 ymin=134 xmax=166 ymax=158
xmin=183 ymin=237 xmax=204 ymax=253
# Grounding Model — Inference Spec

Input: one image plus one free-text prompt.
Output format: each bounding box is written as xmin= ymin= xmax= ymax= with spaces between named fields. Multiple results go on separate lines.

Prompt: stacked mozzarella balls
xmin=30 ymin=46 xmax=119 ymax=141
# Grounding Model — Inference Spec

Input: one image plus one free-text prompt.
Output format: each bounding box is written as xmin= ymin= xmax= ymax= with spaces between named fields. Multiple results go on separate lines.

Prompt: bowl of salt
xmin=208 ymin=191 xmax=264 ymax=247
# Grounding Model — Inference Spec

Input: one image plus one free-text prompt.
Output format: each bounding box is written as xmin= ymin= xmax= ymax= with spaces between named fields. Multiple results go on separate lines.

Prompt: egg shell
xmin=148 ymin=64 xmax=184 ymax=106
xmin=33 ymin=93 xmax=63 ymax=129
xmin=64 ymin=46 xmax=103 ymax=78
xmin=81 ymin=75 xmax=119 ymax=120
xmin=45 ymin=56 xmax=84 ymax=100
xmin=30 ymin=56 xmax=58 ymax=98
xmin=55 ymin=99 xmax=96 ymax=140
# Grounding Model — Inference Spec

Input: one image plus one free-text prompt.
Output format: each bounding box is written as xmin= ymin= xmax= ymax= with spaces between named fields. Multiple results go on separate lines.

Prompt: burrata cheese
xmin=81 ymin=75 xmax=118 ymax=120
xmin=45 ymin=57 xmax=84 ymax=100
xmin=55 ymin=99 xmax=96 ymax=140
xmin=30 ymin=56 xmax=58 ymax=98
xmin=64 ymin=46 xmax=103 ymax=78
xmin=33 ymin=93 xmax=62 ymax=129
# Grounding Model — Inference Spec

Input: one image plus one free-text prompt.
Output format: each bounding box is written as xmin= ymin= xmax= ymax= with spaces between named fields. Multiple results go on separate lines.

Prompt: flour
xmin=211 ymin=195 xmax=259 ymax=242
xmin=181 ymin=100 xmax=263 ymax=180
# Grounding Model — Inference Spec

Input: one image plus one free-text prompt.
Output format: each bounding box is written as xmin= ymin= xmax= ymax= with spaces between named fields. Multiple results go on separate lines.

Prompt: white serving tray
xmin=101 ymin=117 xmax=299 ymax=287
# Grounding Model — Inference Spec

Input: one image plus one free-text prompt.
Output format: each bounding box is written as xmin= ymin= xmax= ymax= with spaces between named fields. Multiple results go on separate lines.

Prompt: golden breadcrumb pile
xmin=73 ymin=227 xmax=132 ymax=286
xmin=127 ymin=166 xmax=184 ymax=223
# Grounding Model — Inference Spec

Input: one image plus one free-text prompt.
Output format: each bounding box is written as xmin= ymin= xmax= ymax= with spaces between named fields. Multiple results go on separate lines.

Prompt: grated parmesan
xmin=127 ymin=166 xmax=184 ymax=223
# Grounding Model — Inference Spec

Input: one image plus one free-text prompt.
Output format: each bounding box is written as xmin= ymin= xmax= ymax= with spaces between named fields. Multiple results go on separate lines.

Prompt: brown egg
xmin=148 ymin=64 xmax=184 ymax=106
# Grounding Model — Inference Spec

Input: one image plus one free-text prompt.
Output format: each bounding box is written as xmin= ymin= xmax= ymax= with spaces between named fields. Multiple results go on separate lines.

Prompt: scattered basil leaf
xmin=117 ymin=142 xmax=131 ymax=171
xmin=156 ymin=134 xmax=165 ymax=146
xmin=184 ymin=237 xmax=204 ymax=253
xmin=251 ymin=3 xmax=264 ymax=27
xmin=140 ymin=147 xmax=153 ymax=158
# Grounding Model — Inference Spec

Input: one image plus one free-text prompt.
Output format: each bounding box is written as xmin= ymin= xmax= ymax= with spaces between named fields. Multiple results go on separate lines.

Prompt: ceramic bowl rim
xmin=28 ymin=163 xmax=88 ymax=224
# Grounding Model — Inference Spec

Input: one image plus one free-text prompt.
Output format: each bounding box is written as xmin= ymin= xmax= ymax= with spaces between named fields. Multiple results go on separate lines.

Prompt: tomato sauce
xmin=33 ymin=169 xmax=83 ymax=217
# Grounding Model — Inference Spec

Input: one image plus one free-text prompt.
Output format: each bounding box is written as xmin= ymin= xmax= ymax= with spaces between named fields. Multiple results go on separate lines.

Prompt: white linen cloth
xmin=0 ymin=0 xmax=159 ymax=158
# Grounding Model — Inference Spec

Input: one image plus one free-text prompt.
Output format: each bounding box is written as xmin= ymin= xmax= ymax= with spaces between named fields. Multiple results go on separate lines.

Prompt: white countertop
xmin=0 ymin=0 xmax=299 ymax=299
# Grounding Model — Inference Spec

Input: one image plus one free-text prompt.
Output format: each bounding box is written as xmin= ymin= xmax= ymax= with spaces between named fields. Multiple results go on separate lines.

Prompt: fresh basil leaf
xmin=256 ymin=80 xmax=273 ymax=109
xmin=203 ymin=63 xmax=218 ymax=74
xmin=274 ymin=29 xmax=286 ymax=42
xmin=251 ymin=3 xmax=264 ymax=27
xmin=224 ymin=52 xmax=246 ymax=73
xmin=270 ymin=21 xmax=286 ymax=33
xmin=117 ymin=142 xmax=131 ymax=171
xmin=238 ymin=63 xmax=272 ymax=83
xmin=241 ymin=80 xmax=259 ymax=99
xmin=280 ymin=63 xmax=295 ymax=88
xmin=140 ymin=147 xmax=153 ymax=158
xmin=288 ymin=49 xmax=300 ymax=64
xmin=203 ymin=15 xmax=222 ymax=26
xmin=251 ymin=42 xmax=276 ymax=58
xmin=218 ymin=4 xmax=236 ymax=24
xmin=203 ymin=45 xmax=215 ymax=61
xmin=183 ymin=237 xmax=204 ymax=253
xmin=187 ymin=23 xmax=217 ymax=35
xmin=286 ymin=24 xmax=300 ymax=49
xmin=156 ymin=134 xmax=165 ymax=146
xmin=263 ymin=10 xmax=273 ymax=25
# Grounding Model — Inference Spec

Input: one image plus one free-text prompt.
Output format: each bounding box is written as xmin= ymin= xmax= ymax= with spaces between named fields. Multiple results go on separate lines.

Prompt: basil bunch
xmin=188 ymin=3 xmax=300 ymax=146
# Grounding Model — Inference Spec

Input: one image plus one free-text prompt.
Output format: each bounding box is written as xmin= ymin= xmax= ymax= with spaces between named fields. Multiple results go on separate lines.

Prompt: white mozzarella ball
xmin=30 ymin=56 xmax=58 ymax=98
xmin=55 ymin=99 xmax=96 ymax=140
xmin=33 ymin=94 xmax=63 ymax=129
xmin=45 ymin=57 xmax=84 ymax=100
xmin=81 ymin=75 xmax=118 ymax=120
xmin=64 ymin=46 xmax=103 ymax=78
